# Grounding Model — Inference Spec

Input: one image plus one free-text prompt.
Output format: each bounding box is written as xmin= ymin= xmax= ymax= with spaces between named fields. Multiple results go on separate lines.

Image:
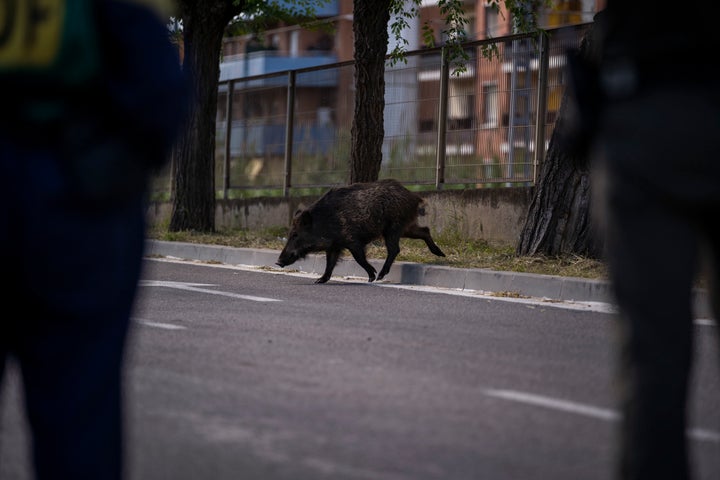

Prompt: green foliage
xmin=226 ymin=0 xmax=334 ymax=38
xmin=388 ymin=0 xmax=553 ymax=74
xmin=380 ymin=133 xmax=436 ymax=184
xmin=388 ymin=0 xmax=470 ymax=74
xmin=387 ymin=1 xmax=420 ymax=66
xmin=488 ymin=0 xmax=551 ymax=34
xmin=421 ymin=23 xmax=435 ymax=48
xmin=437 ymin=0 xmax=470 ymax=75
xmin=151 ymin=226 xmax=291 ymax=249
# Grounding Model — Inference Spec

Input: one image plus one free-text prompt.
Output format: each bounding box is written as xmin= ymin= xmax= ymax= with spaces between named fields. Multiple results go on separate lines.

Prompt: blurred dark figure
xmin=567 ymin=1 xmax=720 ymax=479
xmin=0 ymin=1 xmax=186 ymax=478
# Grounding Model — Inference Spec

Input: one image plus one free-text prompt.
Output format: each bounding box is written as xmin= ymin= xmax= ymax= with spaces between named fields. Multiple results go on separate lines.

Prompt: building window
xmin=543 ymin=0 xmax=583 ymax=27
xmin=448 ymin=81 xmax=474 ymax=130
xmin=290 ymin=30 xmax=299 ymax=57
xmin=419 ymin=119 xmax=435 ymax=132
xmin=482 ymin=83 xmax=498 ymax=127
xmin=484 ymin=3 xmax=500 ymax=38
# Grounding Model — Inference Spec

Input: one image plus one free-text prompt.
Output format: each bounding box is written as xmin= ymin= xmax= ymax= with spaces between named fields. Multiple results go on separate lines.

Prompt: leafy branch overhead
xmin=225 ymin=0 xmax=334 ymax=38
xmin=387 ymin=0 xmax=469 ymax=74
xmin=388 ymin=0 xmax=548 ymax=76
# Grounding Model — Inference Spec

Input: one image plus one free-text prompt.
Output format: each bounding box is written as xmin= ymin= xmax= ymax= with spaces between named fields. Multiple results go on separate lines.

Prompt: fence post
xmin=223 ymin=81 xmax=234 ymax=199
xmin=533 ymin=32 xmax=550 ymax=184
xmin=283 ymin=71 xmax=296 ymax=197
xmin=435 ymin=47 xmax=449 ymax=190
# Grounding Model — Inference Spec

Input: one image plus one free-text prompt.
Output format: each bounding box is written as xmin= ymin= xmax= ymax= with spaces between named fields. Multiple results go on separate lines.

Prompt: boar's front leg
xmin=347 ymin=243 xmax=377 ymax=282
xmin=317 ymin=249 xmax=341 ymax=283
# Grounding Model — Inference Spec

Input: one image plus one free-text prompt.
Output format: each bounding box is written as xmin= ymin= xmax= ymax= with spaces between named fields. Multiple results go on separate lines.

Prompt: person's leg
xmin=0 ymin=349 xmax=5 ymax=454
xmin=702 ymin=215 xmax=720 ymax=355
xmin=592 ymin=85 xmax=720 ymax=480
xmin=18 ymin=305 xmax=133 ymax=480
xmin=601 ymin=163 xmax=697 ymax=480
xmin=15 ymin=146 xmax=146 ymax=480
xmin=0 ymin=137 xmax=22 ymax=469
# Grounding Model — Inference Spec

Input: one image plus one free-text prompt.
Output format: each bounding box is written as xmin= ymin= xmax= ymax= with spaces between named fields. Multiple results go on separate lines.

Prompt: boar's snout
xmin=276 ymin=251 xmax=298 ymax=268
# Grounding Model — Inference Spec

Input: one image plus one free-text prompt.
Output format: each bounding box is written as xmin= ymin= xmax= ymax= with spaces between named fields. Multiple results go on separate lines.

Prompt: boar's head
xmin=276 ymin=208 xmax=316 ymax=267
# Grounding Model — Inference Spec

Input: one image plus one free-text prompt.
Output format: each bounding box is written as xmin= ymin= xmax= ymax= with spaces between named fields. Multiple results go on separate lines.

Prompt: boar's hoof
xmin=315 ymin=276 xmax=330 ymax=284
xmin=431 ymin=246 xmax=446 ymax=257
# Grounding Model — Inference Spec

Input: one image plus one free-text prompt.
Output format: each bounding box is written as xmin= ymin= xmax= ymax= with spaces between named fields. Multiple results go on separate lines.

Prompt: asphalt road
xmin=1 ymin=258 xmax=718 ymax=479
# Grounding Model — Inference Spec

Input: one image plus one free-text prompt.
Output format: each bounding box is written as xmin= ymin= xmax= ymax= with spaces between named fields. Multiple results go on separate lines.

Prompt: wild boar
xmin=276 ymin=179 xmax=445 ymax=283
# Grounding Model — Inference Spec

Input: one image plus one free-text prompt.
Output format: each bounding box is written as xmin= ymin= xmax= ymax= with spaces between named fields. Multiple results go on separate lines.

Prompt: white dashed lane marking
xmin=139 ymin=280 xmax=282 ymax=303
xmin=135 ymin=319 xmax=187 ymax=330
xmin=483 ymin=388 xmax=720 ymax=444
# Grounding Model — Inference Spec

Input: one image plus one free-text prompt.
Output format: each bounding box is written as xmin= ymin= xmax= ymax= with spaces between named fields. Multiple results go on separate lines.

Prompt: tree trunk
xmin=349 ymin=0 xmax=391 ymax=184
xmin=515 ymin=112 xmax=600 ymax=257
xmin=169 ymin=1 xmax=243 ymax=232
xmin=516 ymin=24 xmax=602 ymax=258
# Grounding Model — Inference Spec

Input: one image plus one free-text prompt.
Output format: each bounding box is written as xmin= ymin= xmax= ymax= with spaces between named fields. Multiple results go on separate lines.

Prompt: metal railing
xmin=154 ymin=23 xmax=589 ymax=199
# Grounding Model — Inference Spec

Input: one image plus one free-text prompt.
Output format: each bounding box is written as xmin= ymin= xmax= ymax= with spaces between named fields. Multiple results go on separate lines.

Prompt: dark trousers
xmin=593 ymin=86 xmax=720 ymax=480
xmin=0 ymin=138 xmax=146 ymax=479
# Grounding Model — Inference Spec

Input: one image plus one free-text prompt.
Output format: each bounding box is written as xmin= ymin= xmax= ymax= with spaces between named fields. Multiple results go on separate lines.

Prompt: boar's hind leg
xmin=316 ymin=249 xmax=341 ymax=284
xmin=403 ymin=224 xmax=446 ymax=257
xmin=347 ymin=244 xmax=377 ymax=282
xmin=377 ymin=234 xmax=401 ymax=281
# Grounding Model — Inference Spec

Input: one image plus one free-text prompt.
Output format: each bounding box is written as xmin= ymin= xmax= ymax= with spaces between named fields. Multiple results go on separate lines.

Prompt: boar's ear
xmin=292 ymin=203 xmax=307 ymax=219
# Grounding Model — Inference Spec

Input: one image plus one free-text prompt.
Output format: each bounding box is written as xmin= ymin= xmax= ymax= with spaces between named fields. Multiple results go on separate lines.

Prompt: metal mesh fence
xmin=155 ymin=24 xmax=589 ymax=199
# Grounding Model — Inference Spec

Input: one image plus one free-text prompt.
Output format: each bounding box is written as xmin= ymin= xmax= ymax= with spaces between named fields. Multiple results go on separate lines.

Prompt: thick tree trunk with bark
xmin=516 ymin=24 xmax=602 ymax=258
xmin=515 ymin=112 xmax=600 ymax=257
xmin=349 ymin=0 xmax=391 ymax=184
xmin=169 ymin=1 xmax=243 ymax=232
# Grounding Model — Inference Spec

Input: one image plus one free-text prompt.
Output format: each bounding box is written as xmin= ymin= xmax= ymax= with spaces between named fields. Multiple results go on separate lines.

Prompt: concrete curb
xmin=145 ymin=240 xmax=618 ymax=305
xmin=145 ymin=240 xmax=715 ymax=317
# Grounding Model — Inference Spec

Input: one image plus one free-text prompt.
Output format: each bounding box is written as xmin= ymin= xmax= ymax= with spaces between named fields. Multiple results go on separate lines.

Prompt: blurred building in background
xmin=212 ymin=1 xmax=605 ymax=195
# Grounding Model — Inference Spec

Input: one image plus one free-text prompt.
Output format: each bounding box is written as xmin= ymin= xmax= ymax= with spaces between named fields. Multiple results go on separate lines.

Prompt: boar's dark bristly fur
xmin=276 ymin=179 xmax=445 ymax=284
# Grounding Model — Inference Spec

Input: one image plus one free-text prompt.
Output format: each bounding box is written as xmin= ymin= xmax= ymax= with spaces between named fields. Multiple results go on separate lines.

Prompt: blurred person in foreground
xmin=0 ymin=0 xmax=187 ymax=478
xmin=566 ymin=1 xmax=720 ymax=479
